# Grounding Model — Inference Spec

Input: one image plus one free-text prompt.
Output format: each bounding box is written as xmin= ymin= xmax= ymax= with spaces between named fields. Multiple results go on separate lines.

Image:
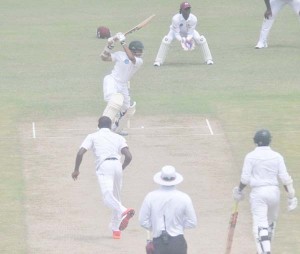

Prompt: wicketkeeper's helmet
xmin=179 ymin=2 xmax=191 ymax=13
xmin=129 ymin=41 xmax=144 ymax=52
xmin=180 ymin=2 xmax=191 ymax=10
xmin=253 ymin=129 xmax=271 ymax=146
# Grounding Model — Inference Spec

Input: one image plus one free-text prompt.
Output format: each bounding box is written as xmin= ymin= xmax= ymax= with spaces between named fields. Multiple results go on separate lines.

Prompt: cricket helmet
xmin=253 ymin=129 xmax=272 ymax=146
xmin=129 ymin=40 xmax=144 ymax=52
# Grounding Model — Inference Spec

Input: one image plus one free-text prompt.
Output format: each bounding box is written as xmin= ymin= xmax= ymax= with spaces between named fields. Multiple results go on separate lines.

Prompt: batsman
xmin=153 ymin=2 xmax=213 ymax=66
xmin=232 ymin=129 xmax=298 ymax=254
xmin=100 ymin=32 xmax=144 ymax=136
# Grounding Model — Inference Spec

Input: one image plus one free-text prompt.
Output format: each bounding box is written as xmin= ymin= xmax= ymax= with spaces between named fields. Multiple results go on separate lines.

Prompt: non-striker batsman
xmin=232 ymin=129 xmax=298 ymax=254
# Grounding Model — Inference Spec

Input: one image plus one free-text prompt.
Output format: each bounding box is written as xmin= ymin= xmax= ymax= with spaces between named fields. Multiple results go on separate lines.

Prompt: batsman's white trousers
xmin=250 ymin=186 xmax=280 ymax=237
xmin=103 ymin=74 xmax=130 ymax=113
xmin=96 ymin=160 xmax=127 ymax=231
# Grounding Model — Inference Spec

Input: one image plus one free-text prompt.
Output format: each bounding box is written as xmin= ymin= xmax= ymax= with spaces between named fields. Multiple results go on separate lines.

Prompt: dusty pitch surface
xmin=20 ymin=116 xmax=256 ymax=254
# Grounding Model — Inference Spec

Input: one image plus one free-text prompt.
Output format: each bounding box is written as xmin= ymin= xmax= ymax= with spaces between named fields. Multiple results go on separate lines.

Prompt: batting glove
xmin=288 ymin=197 xmax=298 ymax=211
xmin=232 ymin=186 xmax=244 ymax=202
xmin=116 ymin=32 xmax=126 ymax=45
xmin=107 ymin=36 xmax=115 ymax=44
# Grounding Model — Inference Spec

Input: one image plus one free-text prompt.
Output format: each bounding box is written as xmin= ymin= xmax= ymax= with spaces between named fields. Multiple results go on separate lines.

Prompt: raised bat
xmin=124 ymin=14 xmax=155 ymax=36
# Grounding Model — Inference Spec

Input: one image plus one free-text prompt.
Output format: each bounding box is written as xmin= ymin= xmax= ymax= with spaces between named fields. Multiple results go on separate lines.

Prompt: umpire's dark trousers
xmin=153 ymin=234 xmax=187 ymax=254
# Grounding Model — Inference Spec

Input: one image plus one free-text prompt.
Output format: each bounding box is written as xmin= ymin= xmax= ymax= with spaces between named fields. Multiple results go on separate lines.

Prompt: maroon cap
xmin=180 ymin=2 xmax=191 ymax=10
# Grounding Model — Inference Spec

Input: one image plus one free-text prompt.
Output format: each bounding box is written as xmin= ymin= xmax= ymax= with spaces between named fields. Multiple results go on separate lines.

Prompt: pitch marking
xmin=206 ymin=119 xmax=214 ymax=135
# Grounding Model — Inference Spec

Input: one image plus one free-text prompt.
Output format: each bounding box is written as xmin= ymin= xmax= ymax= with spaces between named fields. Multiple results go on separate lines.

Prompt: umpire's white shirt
xmin=240 ymin=146 xmax=293 ymax=187
xmin=139 ymin=186 xmax=197 ymax=238
xmin=80 ymin=128 xmax=127 ymax=172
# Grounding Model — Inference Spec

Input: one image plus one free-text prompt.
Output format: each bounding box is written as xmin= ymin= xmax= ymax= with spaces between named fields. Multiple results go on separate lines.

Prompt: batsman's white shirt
xmin=80 ymin=128 xmax=128 ymax=172
xmin=170 ymin=13 xmax=197 ymax=40
xmin=240 ymin=146 xmax=293 ymax=187
xmin=110 ymin=51 xmax=143 ymax=84
xmin=139 ymin=186 xmax=197 ymax=238
xmin=240 ymin=146 xmax=294 ymax=236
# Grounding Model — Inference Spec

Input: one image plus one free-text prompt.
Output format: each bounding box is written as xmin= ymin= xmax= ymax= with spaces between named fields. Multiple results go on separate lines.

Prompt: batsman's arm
xmin=101 ymin=38 xmax=116 ymax=61
xmin=116 ymin=32 xmax=137 ymax=64
xmin=123 ymin=44 xmax=136 ymax=64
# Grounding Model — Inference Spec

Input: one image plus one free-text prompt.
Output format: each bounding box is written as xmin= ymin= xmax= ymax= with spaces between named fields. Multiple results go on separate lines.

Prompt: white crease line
xmin=21 ymin=133 xmax=223 ymax=139
xmin=128 ymin=126 xmax=205 ymax=130
xmin=32 ymin=122 xmax=36 ymax=139
xmin=33 ymin=126 xmax=206 ymax=131
xmin=205 ymin=119 xmax=214 ymax=135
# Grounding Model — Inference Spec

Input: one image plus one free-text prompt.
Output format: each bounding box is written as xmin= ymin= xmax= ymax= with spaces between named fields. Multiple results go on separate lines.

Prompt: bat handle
xmin=233 ymin=201 xmax=239 ymax=212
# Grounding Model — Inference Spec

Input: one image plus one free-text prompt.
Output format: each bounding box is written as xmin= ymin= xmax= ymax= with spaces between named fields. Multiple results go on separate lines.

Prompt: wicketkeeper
xmin=100 ymin=32 xmax=144 ymax=136
xmin=153 ymin=2 xmax=213 ymax=66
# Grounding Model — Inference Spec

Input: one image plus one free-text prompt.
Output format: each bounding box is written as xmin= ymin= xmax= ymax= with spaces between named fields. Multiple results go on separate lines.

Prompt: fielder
xmin=233 ymin=129 xmax=298 ymax=254
xmin=72 ymin=116 xmax=135 ymax=239
xmin=101 ymin=32 xmax=144 ymax=136
xmin=153 ymin=2 xmax=213 ymax=66
xmin=255 ymin=0 xmax=300 ymax=49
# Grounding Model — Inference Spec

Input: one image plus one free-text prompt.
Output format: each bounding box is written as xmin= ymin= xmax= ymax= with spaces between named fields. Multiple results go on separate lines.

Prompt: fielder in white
xmin=233 ymin=129 xmax=298 ymax=254
xmin=255 ymin=0 xmax=300 ymax=48
xmin=101 ymin=32 xmax=144 ymax=135
xmin=72 ymin=116 xmax=135 ymax=239
xmin=153 ymin=2 xmax=213 ymax=66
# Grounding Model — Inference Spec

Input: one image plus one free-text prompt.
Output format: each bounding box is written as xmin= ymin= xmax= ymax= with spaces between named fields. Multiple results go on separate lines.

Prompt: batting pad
xmin=103 ymin=93 xmax=124 ymax=121
xmin=199 ymin=36 xmax=213 ymax=62
xmin=154 ymin=37 xmax=170 ymax=65
xmin=115 ymin=101 xmax=136 ymax=132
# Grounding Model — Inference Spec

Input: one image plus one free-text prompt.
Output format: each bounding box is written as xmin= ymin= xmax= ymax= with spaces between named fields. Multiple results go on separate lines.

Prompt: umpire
xmin=139 ymin=165 xmax=197 ymax=254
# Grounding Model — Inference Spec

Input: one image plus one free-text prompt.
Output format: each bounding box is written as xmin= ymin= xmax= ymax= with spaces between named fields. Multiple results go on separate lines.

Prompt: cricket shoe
xmin=206 ymin=59 xmax=214 ymax=65
xmin=112 ymin=230 xmax=121 ymax=239
xmin=255 ymin=41 xmax=268 ymax=49
xmin=153 ymin=61 xmax=161 ymax=67
xmin=119 ymin=208 xmax=135 ymax=231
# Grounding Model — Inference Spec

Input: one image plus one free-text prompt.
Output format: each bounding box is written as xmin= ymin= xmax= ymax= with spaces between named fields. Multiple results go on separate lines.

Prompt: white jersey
xmin=170 ymin=13 xmax=197 ymax=40
xmin=240 ymin=146 xmax=293 ymax=188
xmin=139 ymin=186 xmax=197 ymax=238
xmin=80 ymin=128 xmax=128 ymax=171
xmin=110 ymin=51 xmax=143 ymax=84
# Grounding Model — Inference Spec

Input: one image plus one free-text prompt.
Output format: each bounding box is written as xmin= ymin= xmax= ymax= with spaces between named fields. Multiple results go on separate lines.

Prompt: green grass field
xmin=1 ymin=0 xmax=300 ymax=253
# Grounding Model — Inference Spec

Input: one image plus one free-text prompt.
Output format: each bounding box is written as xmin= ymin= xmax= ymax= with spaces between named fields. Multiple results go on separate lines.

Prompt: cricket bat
xmin=124 ymin=14 xmax=155 ymax=36
xmin=225 ymin=202 xmax=239 ymax=254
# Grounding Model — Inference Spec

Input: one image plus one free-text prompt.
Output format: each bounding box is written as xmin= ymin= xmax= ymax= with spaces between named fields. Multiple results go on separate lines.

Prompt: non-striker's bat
xmin=225 ymin=202 xmax=239 ymax=254
xmin=124 ymin=14 xmax=155 ymax=36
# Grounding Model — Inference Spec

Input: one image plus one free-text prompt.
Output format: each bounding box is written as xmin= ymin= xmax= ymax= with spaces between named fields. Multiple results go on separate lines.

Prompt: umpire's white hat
xmin=153 ymin=165 xmax=183 ymax=186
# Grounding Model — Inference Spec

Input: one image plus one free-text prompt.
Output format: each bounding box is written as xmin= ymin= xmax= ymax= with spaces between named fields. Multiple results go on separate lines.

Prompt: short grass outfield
xmin=1 ymin=0 xmax=299 ymax=253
